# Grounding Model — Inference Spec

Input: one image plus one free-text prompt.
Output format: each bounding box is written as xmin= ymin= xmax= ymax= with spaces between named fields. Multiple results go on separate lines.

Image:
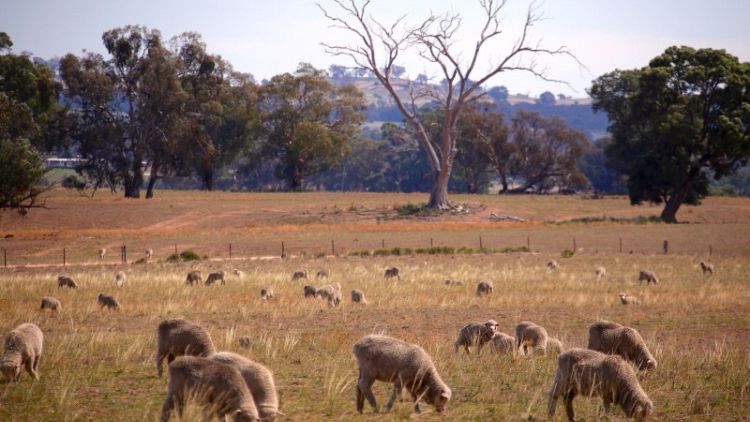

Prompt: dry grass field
xmin=1 ymin=191 xmax=749 ymax=421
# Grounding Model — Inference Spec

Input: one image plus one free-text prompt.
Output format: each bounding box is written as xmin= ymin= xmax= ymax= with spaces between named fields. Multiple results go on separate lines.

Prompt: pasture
xmin=0 ymin=191 xmax=749 ymax=421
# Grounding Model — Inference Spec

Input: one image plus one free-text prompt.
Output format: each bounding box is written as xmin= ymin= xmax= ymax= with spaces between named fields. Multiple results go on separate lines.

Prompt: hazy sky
xmin=3 ymin=0 xmax=749 ymax=97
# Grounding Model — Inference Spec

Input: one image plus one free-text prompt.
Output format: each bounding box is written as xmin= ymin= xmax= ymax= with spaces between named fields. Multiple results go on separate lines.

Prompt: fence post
xmin=281 ymin=241 xmax=285 ymax=258
xmin=63 ymin=248 xmax=66 ymax=267
xmin=3 ymin=248 xmax=6 ymax=268
xmin=331 ymin=240 xmax=335 ymax=256
xmin=122 ymin=245 xmax=127 ymax=264
xmin=527 ymin=236 xmax=530 ymax=251
xmin=430 ymin=238 xmax=433 ymax=248
xmin=229 ymin=243 xmax=232 ymax=259
xmin=381 ymin=239 xmax=385 ymax=249
xmin=619 ymin=237 xmax=623 ymax=253
xmin=573 ymin=237 xmax=577 ymax=251
xmin=709 ymin=245 xmax=713 ymax=256
xmin=479 ymin=235 xmax=483 ymax=250
xmin=174 ymin=244 xmax=178 ymax=255
xmin=663 ymin=240 xmax=669 ymax=255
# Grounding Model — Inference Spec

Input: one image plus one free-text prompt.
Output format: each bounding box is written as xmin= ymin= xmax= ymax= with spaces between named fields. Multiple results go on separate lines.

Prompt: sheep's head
xmin=640 ymin=358 xmax=658 ymax=372
xmin=232 ymin=408 xmax=259 ymax=422
xmin=628 ymin=398 xmax=653 ymax=421
xmin=0 ymin=361 xmax=20 ymax=382
xmin=426 ymin=386 xmax=452 ymax=413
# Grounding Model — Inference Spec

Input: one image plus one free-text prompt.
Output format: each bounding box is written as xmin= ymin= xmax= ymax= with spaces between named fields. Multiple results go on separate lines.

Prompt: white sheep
xmin=384 ymin=266 xmax=401 ymax=280
xmin=115 ymin=270 xmax=127 ymax=287
xmin=490 ymin=332 xmax=515 ymax=354
xmin=155 ymin=319 xmax=216 ymax=377
xmin=516 ymin=321 xmax=549 ymax=355
xmin=588 ymin=320 xmax=657 ymax=372
xmin=454 ymin=319 xmax=498 ymax=354
xmin=160 ymin=356 xmax=259 ymax=422
xmin=316 ymin=269 xmax=329 ymax=279
xmin=57 ymin=275 xmax=78 ymax=289
xmin=209 ymin=351 xmax=280 ymax=421
xmin=98 ymin=248 xmax=107 ymax=260
xmin=205 ymin=271 xmax=226 ymax=286
xmin=1 ymin=323 xmax=43 ymax=382
xmin=303 ymin=285 xmax=317 ymax=298
xmin=145 ymin=248 xmax=153 ymax=262
xmin=291 ymin=270 xmax=308 ymax=280
xmin=353 ymin=334 xmax=452 ymax=414
xmin=260 ymin=288 xmax=274 ymax=301
xmin=185 ymin=270 xmax=202 ymax=285
xmin=316 ymin=282 xmax=342 ymax=307
xmin=595 ymin=266 xmax=606 ymax=281
xmin=700 ymin=261 xmax=714 ymax=277
xmin=548 ymin=348 xmax=653 ymax=421
xmin=547 ymin=260 xmax=559 ymax=271
xmin=638 ymin=270 xmax=659 ymax=285
xmin=619 ymin=292 xmax=641 ymax=305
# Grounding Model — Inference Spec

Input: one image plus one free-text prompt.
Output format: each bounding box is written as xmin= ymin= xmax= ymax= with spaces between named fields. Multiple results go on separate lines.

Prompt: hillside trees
xmin=0 ymin=32 xmax=58 ymax=211
xmin=590 ymin=46 xmax=750 ymax=222
xmin=254 ymin=63 xmax=365 ymax=190
xmin=319 ymin=0 xmax=577 ymax=208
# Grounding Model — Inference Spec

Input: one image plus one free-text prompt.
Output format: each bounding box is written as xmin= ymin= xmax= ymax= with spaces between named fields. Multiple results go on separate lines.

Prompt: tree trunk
xmin=146 ymin=159 xmax=160 ymax=199
xmin=289 ymin=164 xmax=303 ymax=191
xmin=660 ymin=168 xmax=701 ymax=223
xmin=499 ymin=175 xmax=509 ymax=194
xmin=202 ymin=168 xmax=214 ymax=191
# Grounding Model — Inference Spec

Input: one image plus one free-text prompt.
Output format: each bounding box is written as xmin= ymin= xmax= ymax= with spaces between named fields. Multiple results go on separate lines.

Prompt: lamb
xmin=303 ymin=285 xmax=317 ymax=298
xmin=205 ymin=271 xmax=226 ymax=286
xmin=40 ymin=296 xmax=61 ymax=312
xmin=489 ymin=332 xmax=515 ymax=354
xmin=587 ymin=320 xmax=657 ymax=371
xmin=260 ymin=288 xmax=274 ymax=301
xmin=98 ymin=248 xmax=107 ymax=260
xmin=291 ymin=270 xmax=308 ymax=280
xmin=595 ymin=266 xmax=607 ymax=281
xmin=384 ymin=266 xmax=401 ymax=280
xmin=1 ymin=323 xmax=43 ymax=382
xmin=475 ymin=280 xmax=493 ymax=296
xmin=351 ymin=289 xmax=367 ymax=304
xmin=547 ymin=337 xmax=565 ymax=355
xmin=516 ymin=321 xmax=549 ymax=355
xmin=548 ymin=348 xmax=653 ymax=421
xmin=619 ymin=293 xmax=641 ymax=305
xmin=233 ymin=268 xmax=244 ymax=278
xmin=97 ymin=293 xmax=120 ymax=310
xmin=547 ymin=260 xmax=559 ymax=271
xmin=316 ymin=282 xmax=342 ymax=307
xmin=161 ymin=356 xmax=259 ymax=422
xmin=115 ymin=270 xmax=127 ymax=287
xmin=209 ymin=351 xmax=280 ymax=421
xmin=316 ymin=269 xmax=329 ymax=279
xmin=155 ymin=319 xmax=216 ymax=377
xmin=454 ymin=319 xmax=498 ymax=354
xmin=57 ymin=275 xmax=78 ymax=289
xmin=638 ymin=270 xmax=659 ymax=285
xmin=444 ymin=279 xmax=464 ymax=286
xmin=700 ymin=261 xmax=714 ymax=277
xmin=185 ymin=270 xmax=202 ymax=285
xmin=145 ymin=248 xmax=153 ymax=262
xmin=353 ymin=334 xmax=452 ymax=414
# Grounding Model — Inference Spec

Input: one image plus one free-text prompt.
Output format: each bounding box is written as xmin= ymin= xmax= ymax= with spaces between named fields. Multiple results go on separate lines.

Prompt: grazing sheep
xmin=40 ymin=296 xmax=61 ymax=312
xmin=547 ymin=337 xmax=565 ymax=355
xmin=205 ymin=271 xmax=226 ymax=286
xmin=115 ymin=270 xmax=127 ymax=287
xmin=1 ymin=323 xmax=43 ymax=382
xmin=98 ymin=248 xmax=107 ymax=260
xmin=548 ymin=348 xmax=653 ymax=421
xmin=233 ymin=268 xmax=244 ymax=278
xmin=353 ymin=334 xmax=452 ymax=414
xmin=57 ymin=275 xmax=78 ymax=289
xmin=444 ymin=279 xmax=464 ymax=286
xmin=516 ymin=321 xmax=549 ymax=355
xmin=595 ymin=266 xmax=607 ymax=281
xmin=155 ymin=319 xmax=216 ymax=377
xmin=303 ymin=285 xmax=317 ymax=298
xmin=638 ymin=270 xmax=659 ymax=285
xmin=185 ymin=270 xmax=202 ymax=285
xmin=351 ymin=289 xmax=367 ymax=304
xmin=260 ymin=288 xmax=274 ymax=301
xmin=700 ymin=261 xmax=714 ymax=277
xmin=490 ymin=332 xmax=515 ymax=354
xmin=454 ymin=319 xmax=499 ymax=354
xmin=587 ymin=320 xmax=657 ymax=371
xmin=316 ymin=283 xmax=342 ymax=307
xmin=145 ymin=248 xmax=153 ymax=262
xmin=619 ymin=293 xmax=641 ymax=305
xmin=316 ymin=269 xmax=329 ymax=279
xmin=475 ymin=280 xmax=493 ymax=296
xmin=547 ymin=260 xmax=559 ymax=271
xmin=210 ymin=351 xmax=280 ymax=422
xmin=384 ymin=266 xmax=401 ymax=280
xmin=291 ymin=270 xmax=308 ymax=280
xmin=161 ymin=356 xmax=259 ymax=422
xmin=97 ymin=293 xmax=120 ymax=310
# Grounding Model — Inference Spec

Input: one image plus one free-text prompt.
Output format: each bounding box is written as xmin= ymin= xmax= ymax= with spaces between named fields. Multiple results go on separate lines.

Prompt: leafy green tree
xmin=590 ymin=46 xmax=750 ymax=222
xmin=0 ymin=33 xmax=58 ymax=212
xmin=255 ymin=63 xmax=365 ymax=190
xmin=454 ymin=104 xmax=509 ymax=193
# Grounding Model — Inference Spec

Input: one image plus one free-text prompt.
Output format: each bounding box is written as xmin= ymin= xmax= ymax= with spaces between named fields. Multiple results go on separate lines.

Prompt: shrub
xmin=561 ymin=249 xmax=575 ymax=258
xmin=166 ymin=250 xmax=202 ymax=263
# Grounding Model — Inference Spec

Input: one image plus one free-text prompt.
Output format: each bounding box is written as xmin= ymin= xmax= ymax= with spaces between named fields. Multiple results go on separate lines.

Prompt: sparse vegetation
xmin=166 ymin=250 xmax=202 ymax=263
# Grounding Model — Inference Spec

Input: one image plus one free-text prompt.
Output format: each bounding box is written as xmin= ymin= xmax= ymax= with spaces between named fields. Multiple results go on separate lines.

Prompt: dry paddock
xmin=0 ymin=253 xmax=748 ymax=421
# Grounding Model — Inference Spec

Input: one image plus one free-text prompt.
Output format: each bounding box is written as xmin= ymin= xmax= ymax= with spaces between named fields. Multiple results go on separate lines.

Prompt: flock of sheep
xmin=1 ymin=258 xmax=718 ymax=420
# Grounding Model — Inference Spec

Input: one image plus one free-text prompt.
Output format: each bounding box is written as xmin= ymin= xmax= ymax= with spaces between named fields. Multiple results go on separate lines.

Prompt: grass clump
xmin=554 ymin=215 xmax=662 ymax=225
xmin=500 ymin=246 xmax=530 ymax=253
xmin=166 ymin=249 xmax=202 ymax=263
xmin=561 ymin=249 xmax=575 ymax=258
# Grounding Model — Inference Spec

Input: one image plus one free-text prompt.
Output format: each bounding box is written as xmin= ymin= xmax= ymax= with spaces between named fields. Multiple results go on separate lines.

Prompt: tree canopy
xmin=590 ymin=46 xmax=750 ymax=222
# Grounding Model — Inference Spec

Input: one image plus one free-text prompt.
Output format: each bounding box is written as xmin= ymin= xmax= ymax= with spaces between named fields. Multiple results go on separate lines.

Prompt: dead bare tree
xmin=318 ymin=0 xmax=579 ymax=209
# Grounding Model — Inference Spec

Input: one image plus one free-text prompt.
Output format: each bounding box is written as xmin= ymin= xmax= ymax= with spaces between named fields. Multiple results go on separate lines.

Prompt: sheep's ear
xmin=441 ymin=391 xmax=451 ymax=399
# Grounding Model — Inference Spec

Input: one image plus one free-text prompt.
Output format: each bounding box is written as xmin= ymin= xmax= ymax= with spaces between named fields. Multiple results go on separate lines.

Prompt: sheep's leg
xmin=410 ymin=392 xmax=423 ymax=413
xmin=356 ymin=384 xmax=365 ymax=413
xmin=156 ymin=353 xmax=165 ymax=377
xmin=160 ymin=394 xmax=174 ymax=422
xmin=385 ymin=379 xmax=403 ymax=412
xmin=24 ymin=359 xmax=38 ymax=380
xmin=33 ymin=355 xmax=40 ymax=372
xmin=547 ymin=379 xmax=561 ymax=417
xmin=357 ymin=376 xmax=378 ymax=413
xmin=564 ymin=392 xmax=577 ymax=422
